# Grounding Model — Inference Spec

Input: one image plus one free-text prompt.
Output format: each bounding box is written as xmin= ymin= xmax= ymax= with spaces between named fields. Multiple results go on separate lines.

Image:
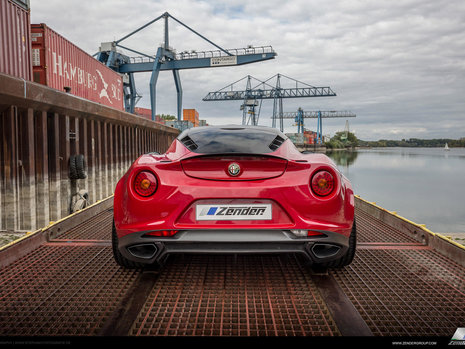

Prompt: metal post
xmin=164 ymin=13 xmax=169 ymax=50
xmin=106 ymin=50 xmax=115 ymax=68
xmin=173 ymin=70 xmax=182 ymax=121
xmin=317 ymin=111 xmax=322 ymax=144
xmin=150 ymin=48 xmax=163 ymax=121
xmin=296 ymin=108 xmax=304 ymax=134
xmin=128 ymin=73 xmax=136 ymax=114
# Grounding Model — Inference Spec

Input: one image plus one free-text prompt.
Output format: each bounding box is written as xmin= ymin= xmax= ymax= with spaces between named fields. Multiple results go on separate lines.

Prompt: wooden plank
xmin=2 ymin=106 xmax=19 ymax=230
xmin=79 ymin=117 xmax=90 ymax=202
xmin=48 ymin=113 xmax=61 ymax=221
xmin=102 ymin=122 xmax=108 ymax=197
xmin=20 ymin=108 xmax=37 ymax=230
xmin=108 ymin=123 xmax=114 ymax=193
xmin=35 ymin=110 xmax=49 ymax=228
xmin=96 ymin=120 xmax=102 ymax=201
xmin=87 ymin=119 xmax=97 ymax=203
xmin=59 ymin=114 xmax=70 ymax=217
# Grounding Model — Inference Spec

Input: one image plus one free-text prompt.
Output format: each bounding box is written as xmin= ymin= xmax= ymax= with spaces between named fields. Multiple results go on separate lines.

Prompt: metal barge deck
xmin=0 ymin=196 xmax=464 ymax=339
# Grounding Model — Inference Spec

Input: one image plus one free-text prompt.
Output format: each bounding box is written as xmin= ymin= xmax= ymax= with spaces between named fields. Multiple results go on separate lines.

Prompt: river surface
xmin=327 ymin=147 xmax=465 ymax=234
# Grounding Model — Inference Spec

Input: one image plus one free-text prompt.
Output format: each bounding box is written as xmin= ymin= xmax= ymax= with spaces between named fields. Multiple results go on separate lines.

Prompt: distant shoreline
xmin=327 ymin=146 xmax=465 ymax=151
xmin=358 ymin=138 xmax=465 ymax=148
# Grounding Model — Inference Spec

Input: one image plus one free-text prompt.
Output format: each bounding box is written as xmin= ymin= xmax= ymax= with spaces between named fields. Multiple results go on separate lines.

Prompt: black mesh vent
xmin=180 ymin=135 xmax=198 ymax=151
xmin=269 ymin=135 xmax=285 ymax=151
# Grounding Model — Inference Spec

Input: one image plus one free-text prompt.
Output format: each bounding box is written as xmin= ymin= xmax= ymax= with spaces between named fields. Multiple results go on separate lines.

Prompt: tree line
xmin=325 ymin=132 xmax=465 ymax=149
xmin=358 ymin=138 xmax=465 ymax=148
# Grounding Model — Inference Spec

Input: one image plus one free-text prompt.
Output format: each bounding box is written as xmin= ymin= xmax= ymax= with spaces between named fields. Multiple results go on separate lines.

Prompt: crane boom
xmin=97 ymin=12 xmax=277 ymax=120
xmin=203 ymin=86 xmax=335 ymax=101
xmin=276 ymin=110 xmax=356 ymax=118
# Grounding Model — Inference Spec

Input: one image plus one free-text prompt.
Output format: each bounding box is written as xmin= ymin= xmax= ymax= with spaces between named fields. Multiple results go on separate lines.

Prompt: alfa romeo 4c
xmin=112 ymin=125 xmax=356 ymax=269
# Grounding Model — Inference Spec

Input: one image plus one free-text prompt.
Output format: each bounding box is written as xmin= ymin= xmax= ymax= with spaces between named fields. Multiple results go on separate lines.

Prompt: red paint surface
xmin=114 ymin=138 xmax=355 ymax=237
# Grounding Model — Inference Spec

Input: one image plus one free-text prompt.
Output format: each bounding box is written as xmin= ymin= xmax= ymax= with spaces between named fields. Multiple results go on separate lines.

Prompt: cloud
xmin=30 ymin=0 xmax=465 ymax=140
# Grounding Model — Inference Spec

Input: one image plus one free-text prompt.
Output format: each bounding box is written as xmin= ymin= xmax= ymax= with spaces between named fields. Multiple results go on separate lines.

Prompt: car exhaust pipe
xmin=311 ymin=243 xmax=341 ymax=259
xmin=127 ymin=243 xmax=158 ymax=259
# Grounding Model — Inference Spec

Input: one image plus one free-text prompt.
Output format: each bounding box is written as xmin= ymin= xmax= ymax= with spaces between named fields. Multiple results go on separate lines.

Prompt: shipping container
xmin=304 ymin=134 xmax=314 ymax=145
xmin=0 ymin=0 xmax=32 ymax=80
xmin=134 ymin=107 xmax=151 ymax=119
xmin=183 ymin=108 xmax=199 ymax=127
xmin=285 ymin=133 xmax=305 ymax=145
xmin=134 ymin=107 xmax=163 ymax=122
xmin=31 ymin=23 xmax=124 ymax=111
xmin=165 ymin=120 xmax=193 ymax=131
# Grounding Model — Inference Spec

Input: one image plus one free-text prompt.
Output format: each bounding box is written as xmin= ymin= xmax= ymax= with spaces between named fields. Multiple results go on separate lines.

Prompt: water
xmin=327 ymin=147 xmax=465 ymax=234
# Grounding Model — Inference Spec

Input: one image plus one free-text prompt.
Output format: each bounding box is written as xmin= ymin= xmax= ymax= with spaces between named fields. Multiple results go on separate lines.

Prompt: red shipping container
xmin=31 ymin=23 xmax=123 ymax=110
xmin=134 ymin=107 xmax=151 ymax=120
xmin=0 ymin=0 xmax=32 ymax=80
xmin=134 ymin=107 xmax=165 ymax=122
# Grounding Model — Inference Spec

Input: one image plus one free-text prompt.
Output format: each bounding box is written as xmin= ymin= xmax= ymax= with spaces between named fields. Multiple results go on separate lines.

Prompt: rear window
xmin=178 ymin=126 xmax=287 ymax=154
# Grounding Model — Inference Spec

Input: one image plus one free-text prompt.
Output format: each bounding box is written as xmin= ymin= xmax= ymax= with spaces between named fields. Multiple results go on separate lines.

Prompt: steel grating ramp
xmin=0 ymin=201 xmax=464 ymax=338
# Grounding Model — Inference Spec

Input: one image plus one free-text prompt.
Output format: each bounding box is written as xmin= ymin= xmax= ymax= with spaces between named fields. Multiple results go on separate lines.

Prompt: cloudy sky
xmin=30 ymin=0 xmax=465 ymax=140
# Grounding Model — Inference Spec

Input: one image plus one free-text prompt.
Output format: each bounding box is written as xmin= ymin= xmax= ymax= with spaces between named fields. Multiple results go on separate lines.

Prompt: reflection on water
xmin=326 ymin=150 xmax=358 ymax=168
xmin=327 ymin=147 xmax=465 ymax=234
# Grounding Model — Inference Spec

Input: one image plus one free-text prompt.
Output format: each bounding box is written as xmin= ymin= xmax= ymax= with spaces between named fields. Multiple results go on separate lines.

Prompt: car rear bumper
xmin=117 ymin=229 xmax=350 ymax=265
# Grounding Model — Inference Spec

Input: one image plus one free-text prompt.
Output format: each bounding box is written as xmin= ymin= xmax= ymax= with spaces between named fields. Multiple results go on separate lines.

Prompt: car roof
xmin=176 ymin=125 xmax=289 ymax=154
xmin=177 ymin=125 xmax=287 ymax=140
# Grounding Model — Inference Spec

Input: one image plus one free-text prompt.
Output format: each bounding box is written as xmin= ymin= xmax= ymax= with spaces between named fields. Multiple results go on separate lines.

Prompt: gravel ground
xmin=438 ymin=232 xmax=465 ymax=247
xmin=0 ymin=233 xmax=26 ymax=248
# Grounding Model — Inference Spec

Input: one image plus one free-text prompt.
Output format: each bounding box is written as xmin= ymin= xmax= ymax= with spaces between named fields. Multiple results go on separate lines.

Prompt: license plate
xmin=196 ymin=204 xmax=272 ymax=221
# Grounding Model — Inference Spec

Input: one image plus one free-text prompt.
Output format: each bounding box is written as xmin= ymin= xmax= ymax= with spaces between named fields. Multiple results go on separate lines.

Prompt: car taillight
xmin=144 ymin=230 xmax=178 ymax=237
xmin=134 ymin=171 xmax=158 ymax=197
xmin=311 ymin=170 xmax=335 ymax=196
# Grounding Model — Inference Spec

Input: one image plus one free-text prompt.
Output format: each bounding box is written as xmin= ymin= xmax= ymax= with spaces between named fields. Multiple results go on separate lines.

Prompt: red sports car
xmin=112 ymin=125 xmax=356 ymax=269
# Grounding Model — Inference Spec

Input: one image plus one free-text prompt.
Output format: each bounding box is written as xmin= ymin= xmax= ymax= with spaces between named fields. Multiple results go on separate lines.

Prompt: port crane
xmin=96 ymin=12 xmax=277 ymax=120
xmin=203 ymin=74 xmax=336 ymax=131
xmin=276 ymin=108 xmax=356 ymax=144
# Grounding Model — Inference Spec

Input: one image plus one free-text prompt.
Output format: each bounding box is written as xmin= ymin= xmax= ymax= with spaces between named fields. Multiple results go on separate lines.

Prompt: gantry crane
xmin=96 ymin=12 xmax=277 ymax=120
xmin=276 ymin=108 xmax=356 ymax=144
xmin=203 ymin=74 xmax=336 ymax=131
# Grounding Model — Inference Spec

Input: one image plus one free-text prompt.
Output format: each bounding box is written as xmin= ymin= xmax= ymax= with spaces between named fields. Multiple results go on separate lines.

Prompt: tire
xmin=315 ymin=218 xmax=357 ymax=269
xmin=75 ymin=154 xmax=87 ymax=179
xmin=112 ymin=220 xmax=155 ymax=269
xmin=69 ymin=155 xmax=79 ymax=180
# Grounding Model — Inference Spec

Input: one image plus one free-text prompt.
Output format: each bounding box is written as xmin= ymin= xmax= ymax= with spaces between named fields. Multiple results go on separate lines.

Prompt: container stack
xmin=303 ymin=130 xmax=317 ymax=145
xmin=286 ymin=131 xmax=318 ymax=146
xmin=164 ymin=120 xmax=194 ymax=131
xmin=285 ymin=133 xmax=305 ymax=145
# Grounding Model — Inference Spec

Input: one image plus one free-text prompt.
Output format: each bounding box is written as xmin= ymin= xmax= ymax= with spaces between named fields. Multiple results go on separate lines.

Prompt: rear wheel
xmin=315 ymin=218 xmax=357 ymax=269
xmin=112 ymin=220 xmax=148 ymax=269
